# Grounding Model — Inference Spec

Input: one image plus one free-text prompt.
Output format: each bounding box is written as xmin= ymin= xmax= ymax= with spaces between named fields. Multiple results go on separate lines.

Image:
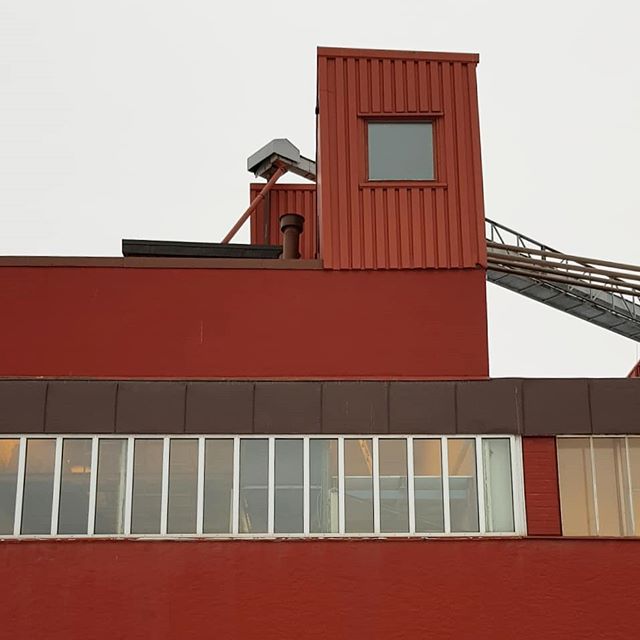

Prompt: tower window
xmin=367 ymin=121 xmax=434 ymax=181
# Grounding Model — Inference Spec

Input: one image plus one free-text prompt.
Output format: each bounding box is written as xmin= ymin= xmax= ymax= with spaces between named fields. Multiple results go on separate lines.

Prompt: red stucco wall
xmin=0 ymin=266 xmax=488 ymax=378
xmin=1 ymin=538 xmax=638 ymax=639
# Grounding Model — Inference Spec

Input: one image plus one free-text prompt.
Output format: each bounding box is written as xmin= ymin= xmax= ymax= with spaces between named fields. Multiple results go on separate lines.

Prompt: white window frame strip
xmin=337 ymin=435 xmax=345 ymax=535
xmin=625 ymin=438 xmax=636 ymax=534
xmin=303 ymin=437 xmax=310 ymax=535
xmin=87 ymin=435 xmax=99 ymax=535
xmin=196 ymin=437 xmax=205 ymax=536
xmin=372 ymin=437 xmax=380 ymax=534
xmin=475 ymin=435 xmax=486 ymax=535
xmin=441 ymin=436 xmax=451 ymax=534
xmin=12 ymin=437 xmax=26 ymax=536
xmin=160 ymin=437 xmax=170 ymax=535
xmin=50 ymin=436 xmax=63 ymax=535
xmin=406 ymin=437 xmax=416 ymax=535
xmin=0 ymin=433 xmax=527 ymax=539
xmin=231 ymin=436 xmax=240 ymax=535
xmin=267 ymin=437 xmax=275 ymax=535
xmin=123 ymin=437 xmax=134 ymax=535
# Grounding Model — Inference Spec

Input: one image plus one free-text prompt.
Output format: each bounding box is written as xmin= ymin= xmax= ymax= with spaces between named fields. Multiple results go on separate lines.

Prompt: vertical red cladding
xmin=629 ymin=360 xmax=640 ymax=378
xmin=316 ymin=47 xmax=487 ymax=270
xmin=523 ymin=437 xmax=562 ymax=535
xmin=249 ymin=183 xmax=317 ymax=259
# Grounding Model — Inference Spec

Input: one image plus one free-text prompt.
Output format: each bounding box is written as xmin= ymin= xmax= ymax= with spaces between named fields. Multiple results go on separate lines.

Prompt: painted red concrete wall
xmin=523 ymin=437 xmax=562 ymax=535
xmin=2 ymin=538 xmax=639 ymax=639
xmin=0 ymin=266 xmax=488 ymax=378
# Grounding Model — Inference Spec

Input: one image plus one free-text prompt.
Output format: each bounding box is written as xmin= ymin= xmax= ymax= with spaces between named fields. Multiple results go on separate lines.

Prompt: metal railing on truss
xmin=485 ymin=218 xmax=640 ymax=342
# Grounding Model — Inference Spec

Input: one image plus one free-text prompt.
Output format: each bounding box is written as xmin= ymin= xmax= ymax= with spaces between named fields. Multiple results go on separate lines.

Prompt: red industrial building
xmin=2 ymin=47 xmax=640 ymax=639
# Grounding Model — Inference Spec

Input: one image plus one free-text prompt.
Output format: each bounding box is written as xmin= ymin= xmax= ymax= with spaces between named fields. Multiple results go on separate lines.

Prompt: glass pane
xmin=275 ymin=439 xmax=303 ymax=534
xmin=204 ymin=439 xmax=234 ymax=534
xmin=593 ymin=438 xmax=631 ymax=536
xmin=95 ymin=439 xmax=127 ymax=534
xmin=413 ymin=439 xmax=444 ymax=533
xmin=131 ymin=440 xmax=163 ymax=534
xmin=344 ymin=439 xmax=373 ymax=533
xmin=379 ymin=439 xmax=408 ymax=533
xmin=58 ymin=439 xmax=92 ymax=534
xmin=22 ymin=439 xmax=56 ymax=534
xmin=368 ymin=122 xmax=434 ymax=181
xmin=0 ymin=440 xmax=19 ymax=535
xmin=557 ymin=438 xmax=596 ymax=535
xmin=628 ymin=437 xmax=640 ymax=536
xmin=310 ymin=439 xmax=338 ymax=534
xmin=482 ymin=439 xmax=514 ymax=533
xmin=239 ymin=439 xmax=268 ymax=534
xmin=168 ymin=439 xmax=198 ymax=534
xmin=448 ymin=439 xmax=479 ymax=533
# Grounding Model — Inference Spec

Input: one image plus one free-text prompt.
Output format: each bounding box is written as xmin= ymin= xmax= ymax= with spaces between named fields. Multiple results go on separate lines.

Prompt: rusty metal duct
xmin=279 ymin=213 xmax=305 ymax=259
xmin=247 ymin=139 xmax=316 ymax=181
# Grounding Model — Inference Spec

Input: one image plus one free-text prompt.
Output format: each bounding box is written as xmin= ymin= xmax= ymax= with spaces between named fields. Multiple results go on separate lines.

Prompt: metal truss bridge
xmin=486 ymin=219 xmax=640 ymax=342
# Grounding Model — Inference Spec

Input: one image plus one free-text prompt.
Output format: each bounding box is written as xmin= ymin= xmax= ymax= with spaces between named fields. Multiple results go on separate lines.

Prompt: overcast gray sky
xmin=2 ymin=0 xmax=639 ymax=377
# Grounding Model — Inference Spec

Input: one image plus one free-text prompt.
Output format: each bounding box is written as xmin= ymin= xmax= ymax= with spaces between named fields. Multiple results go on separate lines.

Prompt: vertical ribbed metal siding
xmin=317 ymin=48 xmax=487 ymax=270
xmin=249 ymin=184 xmax=317 ymax=259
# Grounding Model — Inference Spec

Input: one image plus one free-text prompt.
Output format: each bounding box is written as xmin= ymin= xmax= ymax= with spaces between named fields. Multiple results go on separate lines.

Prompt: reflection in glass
xmin=0 ymin=440 xmax=19 ymax=535
xmin=22 ymin=439 xmax=56 ymax=534
xmin=593 ymin=438 xmax=631 ymax=536
xmin=131 ymin=439 xmax=163 ymax=534
xmin=204 ymin=439 xmax=234 ymax=534
xmin=379 ymin=439 xmax=408 ymax=533
xmin=344 ymin=439 xmax=373 ymax=533
xmin=482 ymin=439 xmax=514 ymax=533
xmin=275 ymin=439 xmax=303 ymax=534
xmin=168 ymin=439 xmax=198 ymax=534
xmin=368 ymin=122 xmax=434 ymax=181
xmin=557 ymin=438 xmax=596 ymax=535
xmin=239 ymin=439 xmax=268 ymax=533
xmin=58 ymin=439 xmax=92 ymax=534
xmin=413 ymin=439 xmax=444 ymax=533
xmin=310 ymin=439 xmax=338 ymax=534
xmin=448 ymin=439 xmax=479 ymax=533
xmin=95 ymin=439 xmax=127 ymax=534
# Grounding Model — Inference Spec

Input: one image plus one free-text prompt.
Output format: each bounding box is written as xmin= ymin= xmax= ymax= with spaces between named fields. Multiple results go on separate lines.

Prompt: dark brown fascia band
xmin=0 ymin=379 xmax=638 ymax=436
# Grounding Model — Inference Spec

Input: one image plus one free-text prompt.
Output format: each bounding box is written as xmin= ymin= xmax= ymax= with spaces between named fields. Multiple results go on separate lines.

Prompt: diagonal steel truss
xmin=485 ymin=218 xmax=640 ymax=342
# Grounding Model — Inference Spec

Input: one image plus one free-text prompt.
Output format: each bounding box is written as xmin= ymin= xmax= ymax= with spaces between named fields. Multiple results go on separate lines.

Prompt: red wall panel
xmin=2 ymin=538 xmax=639 ymax=639
xmin=249 ymin=183 xmax=317 ymax=259
xmin=317 ymin=48 xmax=486 ymax=270
xmin=523 ymin=437 xmax=562 ymax=535
xmin=629 ymin=360 xmax=640 ymax=378
xmin=0 ymin=266 xmax=488 ymax=378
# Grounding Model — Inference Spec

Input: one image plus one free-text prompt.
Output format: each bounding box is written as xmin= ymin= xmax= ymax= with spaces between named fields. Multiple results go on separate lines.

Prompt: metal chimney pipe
xmin=279 ymin=213 xmax=305 ymax=259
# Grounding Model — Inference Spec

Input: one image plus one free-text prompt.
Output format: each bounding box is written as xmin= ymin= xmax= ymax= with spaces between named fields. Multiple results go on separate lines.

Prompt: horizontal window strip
xmin=0 ymin=435 xmax=526 ymax=538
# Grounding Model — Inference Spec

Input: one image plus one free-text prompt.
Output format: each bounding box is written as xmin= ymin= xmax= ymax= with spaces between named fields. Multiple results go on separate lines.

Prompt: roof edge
xmin=317 ymin=46 xmax=479 ymax=63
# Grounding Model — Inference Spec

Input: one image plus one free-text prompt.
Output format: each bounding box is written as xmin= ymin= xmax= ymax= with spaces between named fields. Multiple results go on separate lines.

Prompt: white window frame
xmin=0 ymin=434 xmax=526 ymax=539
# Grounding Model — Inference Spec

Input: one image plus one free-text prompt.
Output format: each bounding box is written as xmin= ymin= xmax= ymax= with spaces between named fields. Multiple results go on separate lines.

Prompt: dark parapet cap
xmin=0 ymin=378 xmax=639 ymax=436
xmin=122 ymin=239 xmax=282 ymax=260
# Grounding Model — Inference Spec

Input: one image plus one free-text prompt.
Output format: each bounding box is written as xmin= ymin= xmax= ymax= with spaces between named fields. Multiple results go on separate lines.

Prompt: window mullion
xmin=303 ymin=437 xmax=310 ymax=535
xmin=87 ymin=436 xmax=99 ymax=535
xmin=123 ymin=437 xmax=134 ymax=535
xmin=196 ymin=437 xmax=205 ymax=536
xmin=372 ymin=437 xmax=380 ymax=534
xmin=442 ymin=436 xmax=451 ymax=534
xmin=589 ymin=438 xmax=600 ymax=535
xmin=160 ymin=437 xmax=170 ymax=535
xmin=268 ymin=437 xmax=275 ymax=534
xmin=13 ymin=437 xmax=26 ymax=536
xmin=407 ymin=437 xmax=415 ymax=535
xmin=476 ymin=436 xmax=486 ymax=534
xmin=338 ymin=436 xmax=345 ymax=535
xmin=232 ymin=437 xmax=240 ymax=535
xmin=50 ymin=437 xmax=63 ymax=535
